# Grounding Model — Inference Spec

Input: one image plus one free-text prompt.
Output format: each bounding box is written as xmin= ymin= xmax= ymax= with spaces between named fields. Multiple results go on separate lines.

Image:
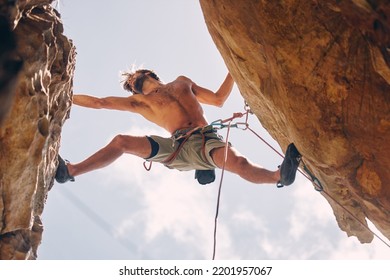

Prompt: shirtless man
xmin=55 ymin=69 xmax=299 ymax=186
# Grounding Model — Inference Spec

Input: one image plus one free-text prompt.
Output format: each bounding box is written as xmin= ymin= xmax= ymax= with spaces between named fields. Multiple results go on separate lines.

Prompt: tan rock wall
xmin=0 ymin=0 xmax=75 ymax=259
xmin=200 ymin=0 xmax=390 ymax=243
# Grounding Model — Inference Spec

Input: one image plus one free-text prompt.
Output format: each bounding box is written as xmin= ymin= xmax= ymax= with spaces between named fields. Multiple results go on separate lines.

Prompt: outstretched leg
xmin=211 ymin=146 xmax=279 ymax=184
xmin=67 ymin=135 xmax=151 ymax=177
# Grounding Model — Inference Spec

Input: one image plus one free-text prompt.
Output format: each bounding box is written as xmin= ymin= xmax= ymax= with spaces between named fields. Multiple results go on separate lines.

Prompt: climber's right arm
xmin=73 ymin=94 xmax=151 ymax=114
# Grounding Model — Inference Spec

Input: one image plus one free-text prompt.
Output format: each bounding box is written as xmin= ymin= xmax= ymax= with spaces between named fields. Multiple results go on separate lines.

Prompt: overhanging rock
xmin=200 ymin=0 xmax=390 ymax=243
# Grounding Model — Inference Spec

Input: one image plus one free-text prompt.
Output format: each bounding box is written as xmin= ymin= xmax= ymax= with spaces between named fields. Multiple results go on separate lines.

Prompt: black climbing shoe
xmin=55 ymin=155 xmax=75 ymax=183
xmin=277 ymin=143 xmax=301 ymax=188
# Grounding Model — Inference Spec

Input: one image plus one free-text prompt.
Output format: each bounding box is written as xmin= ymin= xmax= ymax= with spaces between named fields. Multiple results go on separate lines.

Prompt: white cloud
xmin=286 ymin=174 xmax=390 ymax=259
xmin=232 ymin=209 xmax=269 ymax=233
xmin=288 ymin=176 xmax=335 ymax=240
xmin=329 ymin=238 xmax=388 ymax=259
xmin=328 ymin=220 xmax=390 ymax=259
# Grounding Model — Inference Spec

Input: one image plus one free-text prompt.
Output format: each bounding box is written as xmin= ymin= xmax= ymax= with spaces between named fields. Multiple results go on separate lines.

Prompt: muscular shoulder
xmin=176 ymin=75 xmax=193 ymax=83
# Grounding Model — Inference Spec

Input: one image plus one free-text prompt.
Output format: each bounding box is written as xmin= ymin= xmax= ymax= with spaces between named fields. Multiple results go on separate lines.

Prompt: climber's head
xmin=122 ymin=69 xmax=161 ymax=95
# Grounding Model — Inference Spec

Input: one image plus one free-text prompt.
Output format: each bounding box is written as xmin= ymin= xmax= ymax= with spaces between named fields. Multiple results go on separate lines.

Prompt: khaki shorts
xmin=146 ymin=131 xmax=227 ymax=171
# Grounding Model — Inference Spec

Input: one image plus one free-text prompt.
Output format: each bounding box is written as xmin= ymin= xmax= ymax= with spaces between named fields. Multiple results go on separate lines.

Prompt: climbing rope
xmin=212 ymin=118 xmax=233 ymax=260
xmin=211 ymin=104 xmax=254 ymax=259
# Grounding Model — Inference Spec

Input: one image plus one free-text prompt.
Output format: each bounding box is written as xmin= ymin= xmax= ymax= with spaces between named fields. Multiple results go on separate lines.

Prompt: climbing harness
xmin=162 ymin=126 xmax=217 ymax=169
xmin=142 ymin=125 xmax=214 ymax=169
xmin=143 ymin=125 xmax=220 ymax=185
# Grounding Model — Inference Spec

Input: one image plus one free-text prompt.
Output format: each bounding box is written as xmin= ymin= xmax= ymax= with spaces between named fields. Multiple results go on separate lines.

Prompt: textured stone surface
xmin=200 ymin=0 xmax=390 ymax=243
xmin=0 ymin=0 xmax=75 ymax=259
xmin=0 ymin=14 xmax=22 ymax=126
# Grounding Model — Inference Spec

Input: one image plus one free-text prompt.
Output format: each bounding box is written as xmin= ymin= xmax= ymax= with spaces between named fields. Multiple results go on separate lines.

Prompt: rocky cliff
xmin=200 ymin=0 xmax=390 ymax=244
xmin=0 ymin=0 xmax=74 ymax=259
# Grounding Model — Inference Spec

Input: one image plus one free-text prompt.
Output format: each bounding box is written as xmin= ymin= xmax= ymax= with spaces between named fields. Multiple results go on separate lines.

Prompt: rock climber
xmin=55 ymin=68 xmax=300 ymax=186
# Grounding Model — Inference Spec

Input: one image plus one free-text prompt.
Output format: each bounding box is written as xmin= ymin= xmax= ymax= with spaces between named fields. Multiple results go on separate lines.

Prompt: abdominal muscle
xmin=157 ymin=109 xmax=209 ymax=134
xmin=147 ymin=97 xmax=209 ymax=134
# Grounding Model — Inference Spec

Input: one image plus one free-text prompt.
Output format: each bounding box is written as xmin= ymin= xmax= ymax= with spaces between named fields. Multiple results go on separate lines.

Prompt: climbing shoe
xmin=277 ymin=143 xmax=301 ymax=188
xmin=55 ymin=155 xmax=75 ymax=183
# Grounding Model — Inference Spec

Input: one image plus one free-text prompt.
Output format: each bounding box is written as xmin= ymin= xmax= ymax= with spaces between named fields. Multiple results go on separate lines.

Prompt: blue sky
xmin=39 ymin=0 xmax=389 ymax=259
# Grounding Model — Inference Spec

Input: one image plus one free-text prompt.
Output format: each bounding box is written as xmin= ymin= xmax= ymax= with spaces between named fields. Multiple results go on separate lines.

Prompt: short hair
xmin=122 ymin=69 xmax=160 ymax=94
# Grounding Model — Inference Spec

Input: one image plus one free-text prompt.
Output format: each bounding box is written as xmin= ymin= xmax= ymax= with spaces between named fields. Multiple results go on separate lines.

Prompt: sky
xmin=39 ymin=0 xmax=390 ymax=260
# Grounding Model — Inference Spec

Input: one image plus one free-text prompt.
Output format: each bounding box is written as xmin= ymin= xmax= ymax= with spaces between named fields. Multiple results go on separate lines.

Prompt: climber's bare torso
xmin=125 ymin=76 xmax=210 ymax=134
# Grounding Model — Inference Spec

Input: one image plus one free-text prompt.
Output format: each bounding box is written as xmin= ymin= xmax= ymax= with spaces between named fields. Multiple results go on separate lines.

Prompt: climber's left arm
xmin=191 ymin=73 xmax=234 ymax=107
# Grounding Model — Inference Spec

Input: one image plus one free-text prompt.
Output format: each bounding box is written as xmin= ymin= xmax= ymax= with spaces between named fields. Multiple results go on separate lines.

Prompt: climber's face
xmin=122 ymin=69 xmax=161 ymax=95
xmin=133 ymin=73 xmax=148 ymax=94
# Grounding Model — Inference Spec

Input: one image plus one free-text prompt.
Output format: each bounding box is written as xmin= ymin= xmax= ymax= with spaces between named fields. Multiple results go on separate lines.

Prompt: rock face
xmin=200 ymin=0 xmax=390 ymax=243
xmin=0 ymin=0 xmax=75 ymax=259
